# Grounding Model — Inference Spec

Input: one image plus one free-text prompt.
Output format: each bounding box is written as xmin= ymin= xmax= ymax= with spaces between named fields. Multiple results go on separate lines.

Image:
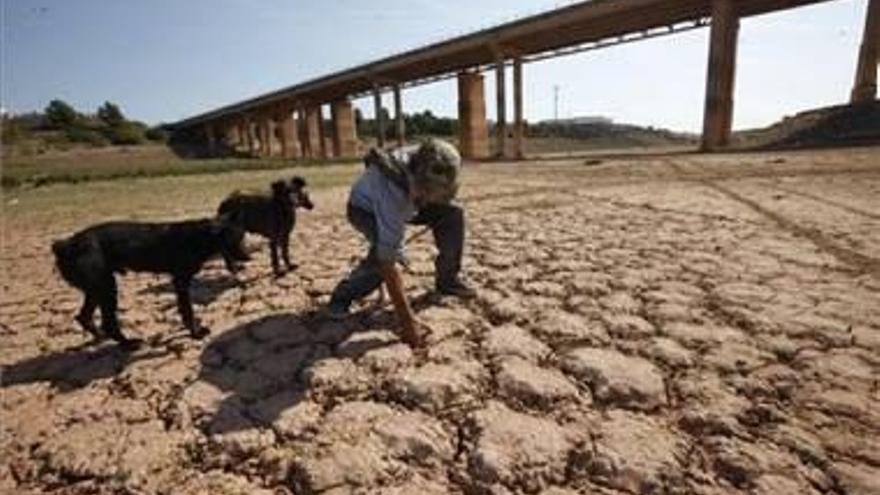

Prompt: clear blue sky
xmin=2 ymin=0 xmax=873 ymax=132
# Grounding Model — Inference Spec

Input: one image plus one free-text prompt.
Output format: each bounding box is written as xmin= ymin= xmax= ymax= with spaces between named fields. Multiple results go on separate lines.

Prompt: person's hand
xmin=405 ymin=319 xmax=433 ymax=361
xmin=398 ymin=314 xmax=422 ymax=348
xmin=414 ymin=319 xmax=434 ymax=345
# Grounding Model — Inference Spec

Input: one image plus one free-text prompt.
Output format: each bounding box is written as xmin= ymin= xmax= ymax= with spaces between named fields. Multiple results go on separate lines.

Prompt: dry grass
xmin=1 ymin=144 xmax=357 ymax=189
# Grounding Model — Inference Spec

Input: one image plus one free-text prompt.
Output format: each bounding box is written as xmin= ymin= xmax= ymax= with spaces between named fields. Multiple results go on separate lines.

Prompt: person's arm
xmin=372 ymin=178 xmax=423 ymax=347
xmin=377 ymin=261 xmax=421 ymax=347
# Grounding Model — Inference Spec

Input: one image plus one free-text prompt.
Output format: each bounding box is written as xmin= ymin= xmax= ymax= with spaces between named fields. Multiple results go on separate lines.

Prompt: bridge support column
xmin=852 ymin=0 xmax=879 ymax=103
xmin=457 ymin=72 xmax=489 ymax=160
xmin=513 ymin=57 xmax=525 ymax=159
xmin=701 ymin=0 xmax=739 ymax=151
xmin=237 ymin=119 xmax=247 ymax=154
xmin=220 ymin=122 xmax=237 ymax=153
xmin=255 ymin=117 xmax=268 ymax=157
xmin=247 ymin=119 xmax=259 ymax=157
xmin=394 ymin=84 xmax=405 ymax=147
xmin=304 ymin=106 xmax=322 ymax=159
xmin=318 ymin=106 xmax=329 ymax=159
xmin=276 ymin=107 xmax=300 ymax=159
xmin=332 ymin=99 xmax=358 ymax=158
xmin=373 ymin=86 xmax=387 ymax=148
xmin=225 ymin=122 xmax=239 ymax=149
xmin=204 ymin=123 xmax=217 ymax=155
xmin=254 ymin=119 xmax=264 ymax=156
xmin=495 ymin=55 xmax=507 ymax=157
xmin=296 ymin=108 xmax=309 ymax=158
xmin=264 ymin=117 xmax=277 ymax=157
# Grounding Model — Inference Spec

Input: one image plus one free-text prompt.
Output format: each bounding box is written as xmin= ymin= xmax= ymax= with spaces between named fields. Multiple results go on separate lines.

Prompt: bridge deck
xmin=176 ymin=0 xmax=833 ymax=127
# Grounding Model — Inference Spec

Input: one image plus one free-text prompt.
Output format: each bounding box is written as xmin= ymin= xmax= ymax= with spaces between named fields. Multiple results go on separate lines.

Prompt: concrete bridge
xmin=173 ymin=0 xmax=879 ymax=159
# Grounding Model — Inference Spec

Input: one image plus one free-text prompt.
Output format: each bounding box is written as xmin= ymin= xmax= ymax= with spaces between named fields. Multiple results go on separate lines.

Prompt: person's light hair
xmin=407 ymin=139 xmax=461 ymax=204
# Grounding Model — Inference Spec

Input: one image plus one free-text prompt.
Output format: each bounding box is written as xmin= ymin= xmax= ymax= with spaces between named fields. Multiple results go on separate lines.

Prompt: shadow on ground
xmin=138 ymin=272 xmax=245 ymax=306
xmin=198 ymin=292 xmax=441 ymax=434
xmin=0 ymin=338 xmax=177 ymax=391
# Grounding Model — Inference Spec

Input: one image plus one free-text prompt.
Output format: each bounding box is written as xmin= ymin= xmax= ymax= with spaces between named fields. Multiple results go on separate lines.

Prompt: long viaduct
xmin=173 ymin=0 xmax=879 ymax=159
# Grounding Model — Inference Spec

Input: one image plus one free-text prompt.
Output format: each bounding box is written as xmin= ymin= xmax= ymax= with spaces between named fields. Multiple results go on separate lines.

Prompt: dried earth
xmin=2 ymin=148 xmax=879 ymax=494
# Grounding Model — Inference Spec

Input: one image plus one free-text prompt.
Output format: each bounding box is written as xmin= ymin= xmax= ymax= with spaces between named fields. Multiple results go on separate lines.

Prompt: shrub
xmin=65 ymin=126 xmax=110 ymax=147
xmin=145 ymin=126 xmax=168 ymax=142
xmin=105 ymin=122 xmax=146 ymax=145
xmin=1 ymin=118 xmax=29 ymax=145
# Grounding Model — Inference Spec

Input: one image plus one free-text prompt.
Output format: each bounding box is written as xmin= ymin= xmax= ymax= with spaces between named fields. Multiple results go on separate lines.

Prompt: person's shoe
xmin=437 ymin=279 xmax=476 ymax=299
xmin=324 ymin=301 xmax=351 ymax=320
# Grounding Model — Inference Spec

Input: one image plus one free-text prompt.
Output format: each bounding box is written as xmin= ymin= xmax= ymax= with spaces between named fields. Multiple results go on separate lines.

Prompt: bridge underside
xmin=180 ymin=0 xmax=878 ymax=159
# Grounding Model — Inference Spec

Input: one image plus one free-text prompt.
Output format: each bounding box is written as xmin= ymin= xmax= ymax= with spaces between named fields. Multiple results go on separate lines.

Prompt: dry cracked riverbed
xmin=2 ymin=148 xmax=879 ymax=494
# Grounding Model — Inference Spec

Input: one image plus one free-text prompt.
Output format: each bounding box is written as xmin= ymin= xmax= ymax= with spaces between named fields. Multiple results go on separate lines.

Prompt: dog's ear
xmin=271 ymin=180 xmax=287 ymax=195
xmin=290 ymin=176 xmax=306 ymax=189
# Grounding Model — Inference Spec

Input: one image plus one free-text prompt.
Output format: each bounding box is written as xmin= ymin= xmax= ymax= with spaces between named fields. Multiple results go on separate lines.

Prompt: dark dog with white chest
xmin=217 ymin=176 xmax=314 ymax=277
xmin=51 ymin=214 xmax=249 ymax=348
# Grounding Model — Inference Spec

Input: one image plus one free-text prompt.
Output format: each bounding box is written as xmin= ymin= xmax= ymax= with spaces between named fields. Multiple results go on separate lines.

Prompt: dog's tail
xmin=51 ymin=236 xmax=89 ymax=281
xmin=51 ymin=238 xmax=71 ymax=259
xmin=51 ymin=237 xmax=76 ymax=284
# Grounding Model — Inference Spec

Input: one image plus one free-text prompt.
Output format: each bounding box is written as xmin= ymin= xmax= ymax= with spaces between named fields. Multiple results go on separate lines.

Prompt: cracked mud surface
xmin=2 ymin=148 xmax=879 ymax=494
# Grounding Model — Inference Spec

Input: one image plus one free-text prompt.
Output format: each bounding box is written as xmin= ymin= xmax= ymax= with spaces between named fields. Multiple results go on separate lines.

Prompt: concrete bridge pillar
xmin=513 ymin=57 xmax=525 ymax=159
xmin=295 ymin=108 xmax=309 ymax=158
xmin=457 ymin=71 xmax=489 ymax=160
xmin=394 ymin=84 xmax=406 ymax=147
xmin=204 ymin=123 xmax=217 ymax=154
xmin=304 ymin=106 xmax=323 ymax=159
xmin=262 ymin=116 xmax=276 ymax=157
xmin=254 ymin=118 xmax=265 ymax=156
xmin=225 ymin=122 xmax=239 ymax=148
xmin=275 ymin=107 xmax=300 ymax=159
xmin=495 ymin=55 xmax=507 ymax=158
xmin=331 ymin=99 xmax=358 ymax=158
xmin=701 ymin=0 xmax=740 ymax=151
xmin=221 ymin=122 xmax=238 ymax=152
xmin=852 ymin=0 xmax=879 ymax=103
xmin=247 ymin=119 xmax=258 ymax=157
xmin=373 ymin=86 xmax=387 ymax=148
xmin=237 ymin=119 xmax=247 ymax=153
xmin=318 ymin=106 xmax=329 ymax=159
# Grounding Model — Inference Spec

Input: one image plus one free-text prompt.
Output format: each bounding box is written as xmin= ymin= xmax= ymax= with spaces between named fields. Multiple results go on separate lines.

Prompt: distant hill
xmin=733 ymin=101 xmax=880 ymax=150
xmin=526 ymin=120 xmax=697 ymax=150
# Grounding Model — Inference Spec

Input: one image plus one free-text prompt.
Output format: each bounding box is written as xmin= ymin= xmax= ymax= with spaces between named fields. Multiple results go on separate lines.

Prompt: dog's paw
xmin=191 ymin=327 xmax=211 ymax=340
xmin=118 ymin=338 xmax=143 ymax=351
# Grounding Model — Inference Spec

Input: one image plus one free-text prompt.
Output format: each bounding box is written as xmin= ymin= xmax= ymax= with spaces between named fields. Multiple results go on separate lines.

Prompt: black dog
xmin=51 ymin=214 xmax=249 ymax=348
xmin=217 ymin=176 xmax=314 ymax=277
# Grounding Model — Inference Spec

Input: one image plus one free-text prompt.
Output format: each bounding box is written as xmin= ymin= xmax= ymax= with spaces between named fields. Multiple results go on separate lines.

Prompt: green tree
xmin=97 ymin=101 xmax=125 ymax=127
xmin=44 ymin=99 xmax=79 ymax=128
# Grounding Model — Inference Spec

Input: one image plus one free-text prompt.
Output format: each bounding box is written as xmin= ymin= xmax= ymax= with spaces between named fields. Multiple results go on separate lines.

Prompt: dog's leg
xmin=97 ymin=275 xmax=139 ymax=349
xmin=222 ymin=250 xmax=240 ymax=275
xmin=173 ymin=275 xmax=208 ymax=339
xmin=281 ymin=231 xmax=297 ymax=271
xmin=75 ymin=293 xmax=101 ymax=340
xmin=269 ymin=239 xmax=282 ymax=277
